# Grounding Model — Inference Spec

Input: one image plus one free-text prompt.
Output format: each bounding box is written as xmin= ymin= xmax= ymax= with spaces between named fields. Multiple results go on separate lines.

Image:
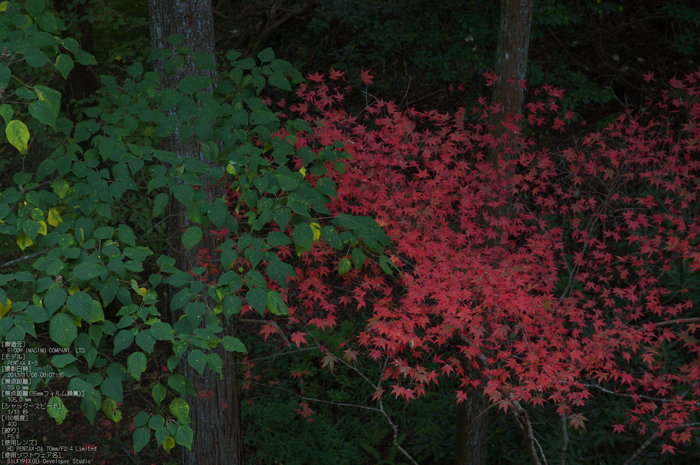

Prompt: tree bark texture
xmin=149 ymin=1 xmax=243 ymax=464
xmin=455 ymin=366 xmax=489 ymax=465
xmin=489 ymin=0 xmax=534 ymax=142
xmin=55 ymin=0 xmax=101 ymax=121
xmin=456 ymin=2 xmax=533 ymax=464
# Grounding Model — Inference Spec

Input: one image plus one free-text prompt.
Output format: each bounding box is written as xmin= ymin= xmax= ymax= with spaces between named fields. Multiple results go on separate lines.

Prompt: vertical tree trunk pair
xmin=149 ymin=1 xmax=243 ymax=464
xmin=455 ymin=1 xmax=534 ymax=464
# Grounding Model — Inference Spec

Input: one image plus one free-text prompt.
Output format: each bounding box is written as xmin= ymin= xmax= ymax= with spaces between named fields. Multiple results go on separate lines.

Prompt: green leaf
xmin=101 ymin=377 xmax=123 ymax=404
xmin=193 ymin=52 xmax=216 ymax=71
xmin=49 ymin=313 xmax=77 ymax=347
xmin=119 ymin=224 xmax=137 ymax=247
xmin=0 ymin=103 xmax=12 ymax=125
xmin=178 ymin=75 xmax=212 ymax=94
xmin=153 ymin=192 xmax=169 ymax=217
xmin=45 ymin=286 xmax=67 ymax=313
xmin=55 ymin=54 xmax=74 ymax=79
xmin=338 ymin=257 xmax=352 ymax=275
xmin=268 ymin=71 xmax=291 ymax=91
xmin=352 ymin=247 xmax=367 ymax=269
xmin=292 ymin=223 xmax=314 ymax=250
xmin=187 ymin=349 xmax=207 ymax=376
xmin=222 ymin=335 xmax=247 ymax=353
xmin=182 ymin=226 xmax=202 ymax=248
xmin=175 ymin=425 xmax=194 ymax=450
xmin=167 ymin=374 xmax=194 ymax=396
xmin=169 ymin=398 xmax=189 ymax=421
xmin=47 ymin=397 xmax=68 ymax=425
xmin=246 ymin=287 xmax=267 ymax=316
xmin=73 ymin=261 xmax=106 ymax=280
xmin=257 ymin=48 xmax=275 ymax=62
xmin=6 ymin=120 xmax=30 ymax=154
xmin=133 ymin=427 xmax=150 ymax=453
xmin=66 ymin=292 xmax=94 ymax=322
xmin=152 ymin=384 xmax=166 ymax=406
xmin=113 ymin=329 xmax=135 ymax=355
xmin=0 ymin=66 xmax=10 ymax=87
xmin=127 ymin=352 xmax=147 ymax=381
xmin=29 ymin=100 xmax=56 ymax=127
xmin=150 ymin=321 xmax=174 ymax=342
xmin=266 ymin=256 xmax=295 ymax=289
xmin=266 ymin=290 xmax=288 ymax=316
xmin=135 ymin=330 xmax=156 ymax=353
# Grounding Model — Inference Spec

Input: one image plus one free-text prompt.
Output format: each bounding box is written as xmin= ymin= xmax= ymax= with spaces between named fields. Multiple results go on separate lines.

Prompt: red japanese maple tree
xmin=250 ymin=70 xmax=700 ymax=454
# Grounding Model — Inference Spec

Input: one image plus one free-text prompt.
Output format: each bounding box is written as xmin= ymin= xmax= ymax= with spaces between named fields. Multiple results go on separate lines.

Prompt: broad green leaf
xmin=266 ymin=290 xmax=288 ymax=316
xmin=47 ymin=397 xmax=67 ymax=425
xmin=49 ymin=313 xmax=77 ymax=347
xmin=292 ymin=223 xmax=314 ymax=250
xmin=127 ymin=351 xmax=147 ymax=381
xmin=268 ymin=71 xmax=291 ymax=91
xmin=222 ymin=336 xmax=247 ymax=353
xmin=45 ymin=287 xmax=66 ymax=314
xmin=0 ymin=103 xmax=12 ymax=125
xmin=6 ymin=120 xmax=30 ymax=154
xmin=338 ymin=257 xmax=352 ymax=275
xmin=257 ymin=48 xmax=275 ymax=62
xmin=66 ymin=292 xmax=94 ymax=322
xmin=193 ymin=52 xmax=215 ymax=71
xmin=133 ymin=427 xmax=150 ymax=453
xmin=187 ymin=349 xmax=207 ymax=376
xmin=55 ymin=54 xmax=73 ymax=79
xmin=73 ymin=261 xmax=106 ymax=280
xmin=246 ymin=287 xmax=267 ymax=316
xmin=101 ymin=377 xmax=123 ymax=404
xmin=152 ymin=384 xmax=166 ymax=406
xmin=169 ymin=398 xmax=189 ymax=421
xmin=182 ymin=226 xmax=202 ymax=248
xmin=150 ymin=321 xmax=174 ymax=342
xmin=175 ymin=425 xmax=194 ymax=450
xmin=113 ymin=329 xmax=135 ymax=355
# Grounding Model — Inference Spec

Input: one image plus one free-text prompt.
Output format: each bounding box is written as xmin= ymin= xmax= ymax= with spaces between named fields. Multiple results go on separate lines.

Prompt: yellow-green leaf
xmin=6 ymin=120 xmax=30 ymax=154
xmin=310 ymin=222 xmax=321 ymax=242
xmin=37 ymin=220 xmax=47 ymax=235
xmin=102 ymin=397 xmax=122 ymax=423
xmin=17 ymin=232 xmax=33 ymax=251
xmin=163 ymin=435 xmax=176 ymax=453
xmin=0 ymin=298 xmax=11 ymax=318
xmin=52 ymin=179 xmax=70 ymax=199
xmin=47 ymin=207 xmax=62 ymax=227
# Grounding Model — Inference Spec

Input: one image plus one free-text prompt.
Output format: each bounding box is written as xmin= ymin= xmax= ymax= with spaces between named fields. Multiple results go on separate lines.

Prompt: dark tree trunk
xmin=489 ymin=0 xmax=534 ymax=141
xmin=55 ymin=0 xmax=101 ymax=121
xmin=455 ymin=367 xmax=489 ymax=465
xmin=456 ymin=1 xmax=533 ymax=465
xmin=149 ymin=1 xmax=243 ymax=464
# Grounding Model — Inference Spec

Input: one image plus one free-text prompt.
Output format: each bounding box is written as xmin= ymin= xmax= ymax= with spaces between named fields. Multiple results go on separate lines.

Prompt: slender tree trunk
xmin=455 ymin=1 xmax=533 ymax=464
xmin=149 ymin=1 xmax=243 ymax=464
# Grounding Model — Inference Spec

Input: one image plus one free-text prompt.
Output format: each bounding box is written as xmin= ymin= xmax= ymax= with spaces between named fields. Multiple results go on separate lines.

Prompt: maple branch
xmin=621 ymin=429 xmax=661 ymax=465
xmin=378 ymin=398 xmax=420 ymax=465
xmin=653 ymin=317 xmax=700 ymax=328
xmin=511 ymin=400 xmax=543 ymax=465
xmin=582 ymin=383 xmax=675 ymax=404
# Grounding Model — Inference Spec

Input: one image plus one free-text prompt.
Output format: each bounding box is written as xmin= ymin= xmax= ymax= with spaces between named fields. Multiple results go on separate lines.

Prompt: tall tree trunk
xmin=55 ymin=0 xmax=101 ymax=121
xmin=149 ymin=1 xmax=243 ymax=464
xmin=455 ymin=1 xmax=533 ymax=464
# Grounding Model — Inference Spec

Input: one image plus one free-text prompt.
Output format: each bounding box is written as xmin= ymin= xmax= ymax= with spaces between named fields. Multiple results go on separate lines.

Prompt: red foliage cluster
xmin=267 ymin=69 xmax=700 ymax=444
